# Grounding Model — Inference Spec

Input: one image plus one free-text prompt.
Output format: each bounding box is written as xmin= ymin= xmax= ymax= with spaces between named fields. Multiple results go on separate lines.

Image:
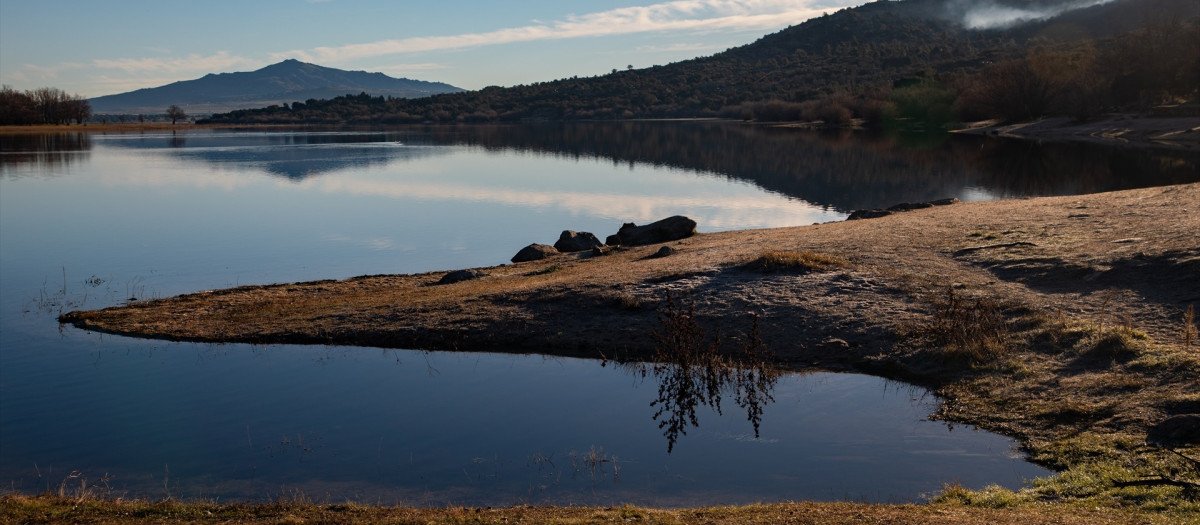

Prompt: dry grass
xmin=2 ymin=494 xmax=1189 ymax=525
xmin=743 ymin=250 xmax=847 ymax=273
xmin=1185 ymin=305 xmax=1197 ymax=349
xmin=905 ymin=287 xmax=1014 ymax=364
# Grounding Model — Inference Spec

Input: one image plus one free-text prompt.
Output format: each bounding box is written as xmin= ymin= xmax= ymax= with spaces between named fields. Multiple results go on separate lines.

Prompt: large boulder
xmin=609 ymin=216 xmax=697 ymax=246
xmin=511 ymin=243 xmax=558 ymax=263
xmin=554 ymin=230 xmax=603 ymax=252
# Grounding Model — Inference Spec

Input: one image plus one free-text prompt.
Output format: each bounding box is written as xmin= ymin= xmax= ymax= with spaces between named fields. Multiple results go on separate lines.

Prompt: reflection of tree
xmin=0 ymin=133 xmax=92 ymax=176
xmin=416 ymin=122 xmax=1200 ymax=212
xmin=645 ymin=294 xmax=780 ymax=452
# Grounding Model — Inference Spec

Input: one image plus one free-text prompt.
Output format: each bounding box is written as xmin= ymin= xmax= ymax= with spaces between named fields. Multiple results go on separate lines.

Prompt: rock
xmin=1147 ymin=414 xmax=1200 ymax=448
xmin=437 ymin=269 xmax=485 ymax=285
xmin=611 ymin=216 xmax=696 ymax=246
xmin=850 ymin=198 xmax=958 ymax=220
xmin=648 ymin=246 xmax=675 ymax=259
xmin=511 ymin=243 xmax=558 ymax=263
xmin=847 ymin=209 xmax=893 ymax=220
xmin=823 ymin=338 xmax=851 ymax=350
xmin=592 ymin=245 xmax=613 ymax=256
xmin=887 ymin=202 xmax=934 ymax=211
xmin=605 ymin=234 xmax=623 ymax=246
xmin=554 ymin=230 xmax=603 ymax=252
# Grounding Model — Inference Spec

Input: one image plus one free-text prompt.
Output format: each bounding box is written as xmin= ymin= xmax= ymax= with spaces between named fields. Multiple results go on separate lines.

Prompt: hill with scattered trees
xmin=189 ymin=0 xmax=1196 ymax=126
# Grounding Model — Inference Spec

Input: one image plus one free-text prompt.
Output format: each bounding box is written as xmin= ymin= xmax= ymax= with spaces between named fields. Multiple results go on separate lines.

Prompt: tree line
xmin=0 ymin=86 xmax=92 ymax=125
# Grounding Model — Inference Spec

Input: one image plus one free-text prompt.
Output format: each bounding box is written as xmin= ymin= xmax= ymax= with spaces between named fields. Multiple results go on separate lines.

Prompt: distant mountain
xmin=89 ymin=59 xmax=464 ymax=115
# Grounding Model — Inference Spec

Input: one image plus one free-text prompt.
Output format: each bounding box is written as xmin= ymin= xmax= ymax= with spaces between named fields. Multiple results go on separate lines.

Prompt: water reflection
xmin=627 ymin=294 xmax=781 ymax=453
xmin=5 ymin=124 xmax=1198 ymax=210
xmin=94 ymin=131 xmax=448 ymax=180
xmin=423 ymin=123 xmax=1200 ymax=210
xmin=0 ymin=132 xmax=92 ymax=176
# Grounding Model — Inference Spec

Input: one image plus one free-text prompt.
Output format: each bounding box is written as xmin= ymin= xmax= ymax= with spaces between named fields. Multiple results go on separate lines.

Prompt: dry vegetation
xmin=3 ymin=494 xmax=1191 ymax=525
xmin=51 ymin=183 xmax=1200 ymax=522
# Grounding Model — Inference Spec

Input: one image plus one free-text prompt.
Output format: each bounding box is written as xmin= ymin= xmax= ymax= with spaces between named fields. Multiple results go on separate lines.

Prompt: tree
xmin=166 ymin=104 xmax=187 ymax=124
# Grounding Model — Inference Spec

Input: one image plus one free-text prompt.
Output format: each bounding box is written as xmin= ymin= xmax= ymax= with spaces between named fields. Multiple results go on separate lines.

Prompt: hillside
xmin=201 ymin=0 xmax=1199 ymax=125
xmin=89 ymin=59 xmax=463 ymax=115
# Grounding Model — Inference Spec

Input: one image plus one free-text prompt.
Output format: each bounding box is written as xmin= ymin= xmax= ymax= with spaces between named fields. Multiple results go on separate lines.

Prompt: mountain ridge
xmin=201 ymin=0 xmax=1199 ymax=124
xmin=89 ymin=59 xmax=464 ymax=115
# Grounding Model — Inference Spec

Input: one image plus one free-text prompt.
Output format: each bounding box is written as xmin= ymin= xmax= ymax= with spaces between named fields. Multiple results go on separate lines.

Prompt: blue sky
xmin=0 ymin=0 xmax=860 ymax=98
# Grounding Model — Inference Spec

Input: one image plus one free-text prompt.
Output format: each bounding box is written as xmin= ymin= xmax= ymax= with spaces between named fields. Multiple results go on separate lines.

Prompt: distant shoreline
xmin=5 ymin=115 xmax=1199 ymax=152
xmin=953 ymin=114 xmax=1200 ymax=151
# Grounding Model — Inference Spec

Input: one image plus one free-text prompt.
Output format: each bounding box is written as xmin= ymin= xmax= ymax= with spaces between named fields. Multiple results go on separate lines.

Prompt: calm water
xmin=3 ymin=123 xmax=1196 ymax=506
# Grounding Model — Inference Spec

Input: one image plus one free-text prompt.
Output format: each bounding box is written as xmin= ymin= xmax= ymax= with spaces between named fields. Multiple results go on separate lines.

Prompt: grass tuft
xmin=915 ymin=287 xmax=1013 ymax=364
xmin=744 ymin=250 xmax=846 ymax=273
xmin=1082 ymin=325 xmax=1149 ymax=360
xmin=933 ymin=483 xmax=1026 ymax=508
xmin=1185 ymin=305 xmax=1197 ymax=349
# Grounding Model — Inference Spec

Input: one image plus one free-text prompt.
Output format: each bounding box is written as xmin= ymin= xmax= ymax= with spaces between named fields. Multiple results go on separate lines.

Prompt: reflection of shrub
xmin=649 ymin=293 xmax=778 ymax=452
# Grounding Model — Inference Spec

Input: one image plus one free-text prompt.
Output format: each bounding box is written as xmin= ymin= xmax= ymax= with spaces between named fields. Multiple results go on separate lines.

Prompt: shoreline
xmin=4 ymin=114 xmax=1200 ymax=152
xmin=58 ymin=184 xmax=1200 ymax=515
xmin=952 ymin=114 xmax=1200 ymax=151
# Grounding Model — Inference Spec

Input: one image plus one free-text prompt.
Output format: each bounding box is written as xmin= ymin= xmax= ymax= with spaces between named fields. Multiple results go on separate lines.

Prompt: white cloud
xmin=634 ymin=42 xmax=721 ymax=54
xmin=374 ymin=63 xmax=451 ymax=77
xmin=271 ymin=0 xmax=841 ymax=63
xmin=92 ymin=51 xmax=257 ymax=74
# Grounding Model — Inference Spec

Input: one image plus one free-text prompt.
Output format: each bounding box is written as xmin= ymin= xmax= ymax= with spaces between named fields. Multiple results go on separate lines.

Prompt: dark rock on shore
xmin=848 ymin=198 xmax=959 ymax=220
xmin=608 ymin=216 xmax=696 ymax=246
xmin=847 ymin=209 xmax=893 ymax=220
xmin=437 ymin=269 xmax=486 ymax=285
xmin=554 ymin=230 xmax=603 ymax=252
xmin=512 ymin=243 xmax=558 ymax=263
xmin=647 ymin=246 xmax=675 ymax=259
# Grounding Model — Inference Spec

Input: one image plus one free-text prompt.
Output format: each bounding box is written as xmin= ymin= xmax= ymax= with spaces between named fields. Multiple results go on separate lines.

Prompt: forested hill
xmin=201 ymin=0 xmax=1200 ymax=125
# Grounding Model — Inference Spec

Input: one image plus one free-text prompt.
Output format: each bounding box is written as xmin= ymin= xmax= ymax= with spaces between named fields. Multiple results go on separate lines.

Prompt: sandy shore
xmin=955 ymin=115 xmax=1200 ymax=151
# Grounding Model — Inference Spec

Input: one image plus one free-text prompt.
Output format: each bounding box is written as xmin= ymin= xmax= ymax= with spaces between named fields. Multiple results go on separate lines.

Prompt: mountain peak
xmin=89 ymin=61 xmax=463 ymax=114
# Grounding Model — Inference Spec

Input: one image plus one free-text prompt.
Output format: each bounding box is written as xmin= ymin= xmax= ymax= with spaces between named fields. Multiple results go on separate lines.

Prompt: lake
xmin=2 ymin=122 xmax=1196 ymax=506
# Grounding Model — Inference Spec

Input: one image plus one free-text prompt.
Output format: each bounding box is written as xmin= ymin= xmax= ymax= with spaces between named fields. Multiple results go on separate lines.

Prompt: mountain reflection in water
xmin=9 ymin=123 xmax=1196 ymax=212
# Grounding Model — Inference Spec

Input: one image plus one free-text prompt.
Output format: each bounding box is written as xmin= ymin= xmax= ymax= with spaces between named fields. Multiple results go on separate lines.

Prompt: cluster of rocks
xmin=512 ymin=215 xmax=697 ymax=263
xmin=847 ymin=198 xmax=959 ymax=220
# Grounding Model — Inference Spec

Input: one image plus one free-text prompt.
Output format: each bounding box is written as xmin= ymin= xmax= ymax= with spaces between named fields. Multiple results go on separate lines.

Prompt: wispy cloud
xmin=635 ymin=42 xmax=721 ymax=54
xmin=92 ymin=51 xmax=256 ymax=74
xmin=271 ymin=0 xmax=838 ymax=63
xmin=375 ymin=63 xmax=451 ymax=77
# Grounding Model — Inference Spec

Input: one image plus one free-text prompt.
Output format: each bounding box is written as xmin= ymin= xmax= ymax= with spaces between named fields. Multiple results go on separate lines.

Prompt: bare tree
xmin=166 ymin=104 xmax=187 ymax=124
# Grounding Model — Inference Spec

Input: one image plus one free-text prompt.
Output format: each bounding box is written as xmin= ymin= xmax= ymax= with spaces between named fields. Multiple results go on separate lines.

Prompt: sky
xmin=0 ymin=0 xmax=863 ymax=98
